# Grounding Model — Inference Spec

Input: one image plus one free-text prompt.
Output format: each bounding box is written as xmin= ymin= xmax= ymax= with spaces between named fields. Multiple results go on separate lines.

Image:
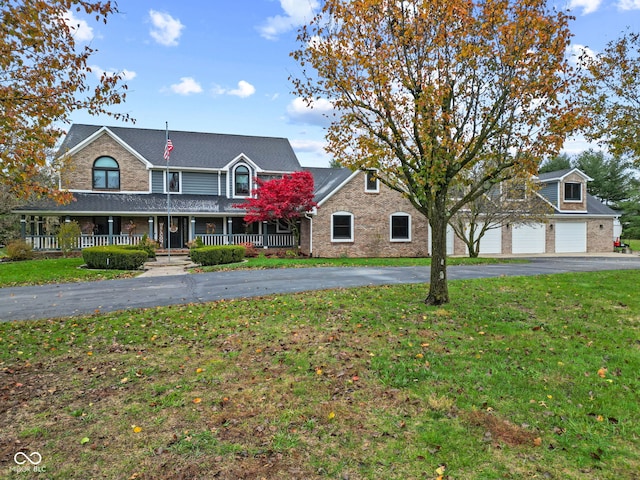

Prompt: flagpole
xmin=166 ymin=122 xmax=171 ymax=263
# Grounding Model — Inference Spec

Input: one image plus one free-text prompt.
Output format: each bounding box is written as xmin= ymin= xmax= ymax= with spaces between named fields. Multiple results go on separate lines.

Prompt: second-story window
xmin=235 ymin=165 xmax=250 ymax=196
xmin=167 ymin=172 xmax=180 ymax=193
xmin=93 ymin=157 xmax=120 ymax=190
xmin=365 ymin=170 xmax=379 ymax=192
xmin=564 ymin=182 xmax=582 ymax=201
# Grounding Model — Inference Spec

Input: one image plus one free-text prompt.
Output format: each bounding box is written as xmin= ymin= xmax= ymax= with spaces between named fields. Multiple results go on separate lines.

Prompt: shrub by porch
xmin=190 ymin=245 xmax=245 ymax=266
xmin=83 ymin=246 xmax=148 ymax=270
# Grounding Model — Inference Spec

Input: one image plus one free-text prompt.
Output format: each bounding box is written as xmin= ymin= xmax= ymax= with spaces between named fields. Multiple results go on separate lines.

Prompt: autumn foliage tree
xmin=579 ymin=31 xmax=640 ymax=165
xmin=0 ymin=0 xmax=130 ymax=202
xmin=234 ymin=171 xmax=317 ymax=249
xmin=292 ymin=0 xmax=578 ymax=304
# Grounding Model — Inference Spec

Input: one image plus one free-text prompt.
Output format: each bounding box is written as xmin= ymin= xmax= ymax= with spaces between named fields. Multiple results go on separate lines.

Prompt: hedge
xmin=190 ymin=245 xmax=245 ymax=266
xmin=118 ymin=243 xmax=156 ymax=259
xmin=82 ymin=246 xmax=148 ymax=270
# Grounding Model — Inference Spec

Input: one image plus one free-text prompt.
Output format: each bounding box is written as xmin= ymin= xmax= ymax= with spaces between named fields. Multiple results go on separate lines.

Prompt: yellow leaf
xmin=195 ymin=368 xmax=203 ymax=374
xmin=597 ymin=367 xmax=607 ymax=378
xmin=120 ymin=377 xmax=129 ymax=383
xmin=328 ymin=411 xmax=335 ymax=419
xmin=193 ymin=397 xmax=202 ymax=404
xmin=435 ymin=465 xmax=446 ymax=475
xmin=596 ymin=415 xmax=604 ymax=422
xmin=132 ymin=426 xmax=142 ymax=433
xmin=316 ymin=368 xmax=323 ymax=375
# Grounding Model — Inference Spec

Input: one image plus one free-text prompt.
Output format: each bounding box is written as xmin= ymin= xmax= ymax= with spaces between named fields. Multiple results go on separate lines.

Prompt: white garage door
xmin=465 ymin=224 xmax=502 ymax=254
xmin=555 ymin=222 xmax=587 ymax=253
xmin=512 ymin=224 xmax=546 ymax=254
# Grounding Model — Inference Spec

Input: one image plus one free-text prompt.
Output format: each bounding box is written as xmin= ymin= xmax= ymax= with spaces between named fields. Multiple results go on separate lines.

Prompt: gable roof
xmin=537 ymin=168 xmax=593 ymax=183
xmin=58 ymin=124 xmax=302 ymax=172
xmin=305 ymin=167 xmax=354 ymax=204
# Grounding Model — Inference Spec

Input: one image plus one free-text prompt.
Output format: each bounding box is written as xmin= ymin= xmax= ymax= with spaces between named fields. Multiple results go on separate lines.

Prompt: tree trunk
xmin=425 ymin=205 xmax=450 ymax=305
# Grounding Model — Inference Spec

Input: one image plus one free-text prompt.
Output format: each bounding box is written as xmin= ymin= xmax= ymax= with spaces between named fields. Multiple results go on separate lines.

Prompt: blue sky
xmin=67 ymin=0 xmax=640 ymax=167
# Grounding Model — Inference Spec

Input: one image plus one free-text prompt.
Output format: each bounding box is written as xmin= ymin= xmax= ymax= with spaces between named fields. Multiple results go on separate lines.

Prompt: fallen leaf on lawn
xmin=132 ymin=425 xmax=142 ymax=433
xmin=435 ymin=465 xmax=446 ymax=475
xmin=533 ymin=437 xmax=542 ymax=446
xmin=193 ymin=397 xmax=202 ymax=404
xmin=80 ymin=437 xmax=90 ymax=445
xmin=328 ymin=411 xmax=335 ymax=420
xmin=597 ymin=367 xmax=607 ymax=378
xmin=195 ymin=368 xmax=203 ymax=374
xmin=316 ymin=368 xmax=323 ymax=375
xmin=120 ymin=377 xmax=129 ymax=384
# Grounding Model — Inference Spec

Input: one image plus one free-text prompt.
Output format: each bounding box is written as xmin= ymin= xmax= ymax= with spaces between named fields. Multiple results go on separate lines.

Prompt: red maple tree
xmin=234 ymin=171 xmax=317 ymax=249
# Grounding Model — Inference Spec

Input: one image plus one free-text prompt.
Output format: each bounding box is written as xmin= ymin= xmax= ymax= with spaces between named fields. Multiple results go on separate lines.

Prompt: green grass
xmin=0 ymin=270 xmax=638 ymax=479
xmin=0 ymin=257 xmax=136 ymax=287
xmin=623 ymin=238 xmax=640 ymax=251
xmin=197 ymin=254 xmax=513 ymax=271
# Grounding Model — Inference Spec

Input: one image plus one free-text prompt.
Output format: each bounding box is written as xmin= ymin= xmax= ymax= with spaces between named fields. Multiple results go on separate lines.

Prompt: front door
xmin=164 ymin=216 xmax=188 ymax=248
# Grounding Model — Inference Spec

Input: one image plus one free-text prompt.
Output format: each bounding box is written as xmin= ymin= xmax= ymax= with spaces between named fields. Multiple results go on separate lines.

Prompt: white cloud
xmin=212 ymin=80 xmax=256 ymax=98
xmin=228 ymin=80 xmax=256 ymax=98
xmin=617 ymin=0 xmax=640 ymax=9
xmin=567 ymin=44 xmax=598 ymax=66
xmin=170 ymin=77 xmax=203 ymax=95
xmin=286 ymin=97 xmax=334 ymax=127
xmin=63 ymin=10 xmax=94 ymax=43
xmin=567 ymin=0 xmax=602 ymax=14
xmin=89 ymin=65 xmax=137 ymax=81
xmin=149 ymin=10 xmax=184 ymax=46
xmin=259 ymin=0 xmax=320 ymax=40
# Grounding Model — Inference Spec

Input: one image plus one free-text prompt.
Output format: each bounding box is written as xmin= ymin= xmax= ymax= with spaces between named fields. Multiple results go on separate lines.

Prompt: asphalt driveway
xmin=1 ymin=256 xmax=640 ymax=322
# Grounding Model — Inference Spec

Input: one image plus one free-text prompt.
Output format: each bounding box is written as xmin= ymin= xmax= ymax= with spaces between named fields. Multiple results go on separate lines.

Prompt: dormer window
xmin=234 ymin=165 xmax=250 ymax=197
xmin=93 ymin=157 xmax=120 ymax=190
xmin=564 ymin=182 xmax=582 ymax=202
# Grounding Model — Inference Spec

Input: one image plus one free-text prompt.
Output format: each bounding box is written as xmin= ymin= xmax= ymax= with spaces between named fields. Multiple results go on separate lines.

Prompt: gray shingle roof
xmin=305 ymin=167 xmax=354 ymax=203
xmin=14 ymin=193 xmax=246 ymax=216
xmin=59 ymin=124 xmax=302 ymax=172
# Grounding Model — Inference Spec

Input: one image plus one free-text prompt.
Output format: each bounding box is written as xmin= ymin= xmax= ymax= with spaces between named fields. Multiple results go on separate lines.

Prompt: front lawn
xmin=0 ymin=257 xmax=136 ymax=287
xmin=0 ymin=270 xmax=637 ymax=479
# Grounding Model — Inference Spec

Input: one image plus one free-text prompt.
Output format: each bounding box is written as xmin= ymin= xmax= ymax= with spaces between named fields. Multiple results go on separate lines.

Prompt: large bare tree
xmin=292 ymin=0 xmax=578 ymax=304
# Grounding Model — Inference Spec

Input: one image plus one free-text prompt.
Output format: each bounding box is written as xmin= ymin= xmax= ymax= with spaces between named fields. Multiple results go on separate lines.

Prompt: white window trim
xmin=390 ymin=212 xmax=412 ymax=242
xmin=164 ymin=171 xmax=182 ymax=194
xmin=364 ymin=170 xmax=379 ymax=193
xmin=563 ymin=182 xmax=582 ymax=203
xmin=331 ymin=211 xmax=354 ymax=242
xmin=233 ymin=164 xmax=252 ymax=199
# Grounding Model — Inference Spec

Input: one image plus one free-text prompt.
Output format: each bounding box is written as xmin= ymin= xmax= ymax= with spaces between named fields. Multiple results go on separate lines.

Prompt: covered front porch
xmin=20 ymin=214 xmax=297 ymax=251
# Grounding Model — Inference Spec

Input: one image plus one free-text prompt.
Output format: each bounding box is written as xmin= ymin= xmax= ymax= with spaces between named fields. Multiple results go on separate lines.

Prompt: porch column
xmin=108 ymin=216 xmax=114 ymax=245
xmin=227 ymin=217 xmax=233 ymax=245
xmin=20 ymin=215 xmax=26 ymax=239
xmin=190 ymin=217 xmax=196 ymax=242
xmin=262 ymin=221 xmax=268 ymax=249
xmin=148 ymin=216 xmax=154 ymax=240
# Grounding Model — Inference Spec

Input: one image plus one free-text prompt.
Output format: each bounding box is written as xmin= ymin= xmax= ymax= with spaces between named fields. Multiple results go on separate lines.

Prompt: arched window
xmin=93 ymin=157 xmax=120 ymax=190
xmin=234 ymin=165 xmax=250 ymax=196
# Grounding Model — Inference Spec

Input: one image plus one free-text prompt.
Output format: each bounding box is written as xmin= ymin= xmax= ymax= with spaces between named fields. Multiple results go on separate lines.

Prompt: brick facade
xmin=61 ymin=132 xmax=149 ymax=192
xmin=305 ymin=171 xmax=430 ymax=258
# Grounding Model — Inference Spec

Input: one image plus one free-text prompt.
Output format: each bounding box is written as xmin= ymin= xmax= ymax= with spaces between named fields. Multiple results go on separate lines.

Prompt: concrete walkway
xmin=139 ymin=256 xmax=196 ymax=277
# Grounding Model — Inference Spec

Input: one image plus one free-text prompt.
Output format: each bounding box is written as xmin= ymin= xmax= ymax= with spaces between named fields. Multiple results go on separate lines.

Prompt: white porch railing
xmin=25 ymin=234 xmax=144 ymax=250
xmin=197 ymin=234 xmax=295 ymax=248
xmin=23 ymin=233 xmax=295 ymax=250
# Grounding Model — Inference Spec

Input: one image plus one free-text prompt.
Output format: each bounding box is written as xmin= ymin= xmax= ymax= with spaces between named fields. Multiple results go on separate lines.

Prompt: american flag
xmin=164 ymin=139 xmax=174 ymax=161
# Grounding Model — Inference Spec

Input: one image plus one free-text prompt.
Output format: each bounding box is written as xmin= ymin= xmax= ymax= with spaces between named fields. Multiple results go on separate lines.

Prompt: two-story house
xmin=15 ymin=124 xmax=618 ymax=256
xmin=16 ymin=124 xmax=302 ymax=249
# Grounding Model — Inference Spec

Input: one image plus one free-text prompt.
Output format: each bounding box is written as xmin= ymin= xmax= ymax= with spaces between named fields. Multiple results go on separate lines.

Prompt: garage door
xmin=512 ymin=224 xmax=546 ymax=254
xmin=465 ymin=224 xmax=502 ymax=254
xmin=555 ymin=222 xmax=587 ymax=253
